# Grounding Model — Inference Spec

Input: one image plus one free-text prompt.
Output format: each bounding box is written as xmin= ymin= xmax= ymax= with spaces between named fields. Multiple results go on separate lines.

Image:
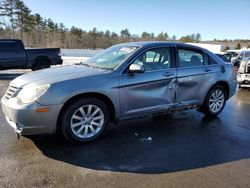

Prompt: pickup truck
xmin=0 ymin=39 xmax=62 ymax=71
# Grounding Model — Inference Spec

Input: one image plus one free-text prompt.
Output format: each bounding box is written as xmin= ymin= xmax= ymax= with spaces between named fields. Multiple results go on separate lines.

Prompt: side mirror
xmin=129 ymin=64 xmax=145 ymax=73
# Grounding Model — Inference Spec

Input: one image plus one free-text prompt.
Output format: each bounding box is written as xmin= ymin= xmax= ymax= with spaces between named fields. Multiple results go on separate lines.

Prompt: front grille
xmin=5 ymin=85 xmax=21 ymax=100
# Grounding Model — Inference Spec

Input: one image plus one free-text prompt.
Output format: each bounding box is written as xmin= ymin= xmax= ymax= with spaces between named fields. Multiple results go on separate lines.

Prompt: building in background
xmin=187 ymin=43 xmax=235 ymax=53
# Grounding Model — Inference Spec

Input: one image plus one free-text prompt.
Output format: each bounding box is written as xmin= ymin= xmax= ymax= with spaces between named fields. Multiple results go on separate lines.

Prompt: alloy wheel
xmin=209 ymin=89 xmax=225 ymax=113
xmin=70 ymin=104 xmax=104 ymax=138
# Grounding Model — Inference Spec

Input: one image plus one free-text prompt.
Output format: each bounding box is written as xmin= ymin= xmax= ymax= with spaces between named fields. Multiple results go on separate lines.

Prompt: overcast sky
xmin=23 ymin=0 xmax=250 ymax=40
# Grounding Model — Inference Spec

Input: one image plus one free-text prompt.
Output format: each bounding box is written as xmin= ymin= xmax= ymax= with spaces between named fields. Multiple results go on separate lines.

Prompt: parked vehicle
xmin=230 ymin=50 xmax=250 ymax=68
xmin=216 ymin=53 xmax=232 ymax=62
xmin=226 ymin=50 xmax=240 ymax=59
xmin=237 ymin=59 xmax=250 ymax=88
xmin=0 ymin=39 xmax=62 ymax=71
xmin=1 ymin=42 xmax=237 ymax=143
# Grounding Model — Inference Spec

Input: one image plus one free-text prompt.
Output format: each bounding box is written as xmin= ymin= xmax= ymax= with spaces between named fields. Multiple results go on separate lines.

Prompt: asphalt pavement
xmin=0 ymin=71 xmax=250 ymax=188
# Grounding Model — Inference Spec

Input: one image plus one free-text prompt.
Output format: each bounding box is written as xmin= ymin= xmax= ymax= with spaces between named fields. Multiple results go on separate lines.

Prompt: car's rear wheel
xmin=32 ymin=59 xmax=50 ymax=71
xmin=61 ymin=98 xmax=109 ymax=143
xmin=199 ymin=85 xmax=226 ymax=117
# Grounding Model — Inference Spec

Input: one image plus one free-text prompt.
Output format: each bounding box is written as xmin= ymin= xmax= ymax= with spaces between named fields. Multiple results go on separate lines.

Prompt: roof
xmin=115 ymin=41 xmax=209 ymax=52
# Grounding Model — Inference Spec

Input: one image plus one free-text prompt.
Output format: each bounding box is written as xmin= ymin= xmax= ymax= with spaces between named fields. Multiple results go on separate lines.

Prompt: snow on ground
xmin=61 ymin=56 xmax=89 ymax=66
xmin=61 ymin=49 xmax=102 ymax=57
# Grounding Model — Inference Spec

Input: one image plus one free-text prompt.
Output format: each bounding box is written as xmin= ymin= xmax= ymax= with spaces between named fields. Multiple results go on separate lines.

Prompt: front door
xmin=119 ymin=47 xmax=177 ymax=118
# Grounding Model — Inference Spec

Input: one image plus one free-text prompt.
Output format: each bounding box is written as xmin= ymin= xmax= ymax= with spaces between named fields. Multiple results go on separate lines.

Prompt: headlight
xmin=17 ymin=84 xmax=50 ymax=104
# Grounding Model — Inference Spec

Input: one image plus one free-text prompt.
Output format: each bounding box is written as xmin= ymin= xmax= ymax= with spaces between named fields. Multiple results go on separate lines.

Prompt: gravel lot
xmin=0 ymin=72 xmax=250 ymax=188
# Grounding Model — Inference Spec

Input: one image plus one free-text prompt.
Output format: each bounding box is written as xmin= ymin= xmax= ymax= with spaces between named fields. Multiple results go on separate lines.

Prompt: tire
xmin=32 ymin=59 xmax=50 ymax=71
xmin=61 ymin=98 xmax=110 ymax=143
xmin=198 ymin=85 xmax=227 ymax=117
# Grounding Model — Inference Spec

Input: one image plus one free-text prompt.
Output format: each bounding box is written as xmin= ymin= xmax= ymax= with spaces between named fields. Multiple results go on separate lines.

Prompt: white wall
xmin=187 ymin=43 xmax=234 ymax=53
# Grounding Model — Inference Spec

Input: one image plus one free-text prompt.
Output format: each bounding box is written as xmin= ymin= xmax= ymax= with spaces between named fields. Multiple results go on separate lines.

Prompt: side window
xmin=238 ymin=52 xmax=243 ymax=60
xmin=145 ymin=51 xmax=160 ymax=62
xmin=133 ymin=47 xmax=171 ymax=71
xmin=178 ymin=49 xmax=205 ymax=67
xmin=209 ymin=57 xmax=218 ymax=64
xmin=245 ymin=52 xmax=250 ymax=58
xmin=0 ymin=41 xmax=19 ymax=51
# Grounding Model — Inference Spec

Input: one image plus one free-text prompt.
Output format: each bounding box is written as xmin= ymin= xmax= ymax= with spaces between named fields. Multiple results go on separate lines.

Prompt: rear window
xmin=0 ymin=41 xmax=19 ymax=50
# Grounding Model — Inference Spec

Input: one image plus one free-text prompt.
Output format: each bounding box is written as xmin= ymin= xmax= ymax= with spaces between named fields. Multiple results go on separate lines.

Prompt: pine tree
xmin=172 ymin=35 xmax=177 ymax=41
xmin=157 ymin=32 xmax=168 ymax=41
xmin=235 ymin=42 xmax=241 ymax=49
xmin=33 ymin=13 xmax=43 ymax=46
xmin=0 ymin=1 xmax=6 ymax=27
xmin=16 ymin=0 xmax=34 ymax=43
xmin=0 ymin=0 xmax=18 ymax=38
xmin=59 ymin=23 xmax=67 ymax=47
xmin=141 ymin=32 xmax=151 ymax=40
xmin=120 ymin=28 xmax=131 ymax=38
xmin=195 ymin=33 xmax=201 ymax=42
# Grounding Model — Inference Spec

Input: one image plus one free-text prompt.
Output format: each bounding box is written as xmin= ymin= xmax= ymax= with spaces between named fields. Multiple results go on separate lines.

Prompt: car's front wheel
xmin=61 ymin=98 xmax=110 ymax=143
xmin=199 ymin=85 xmax=227 ymax=117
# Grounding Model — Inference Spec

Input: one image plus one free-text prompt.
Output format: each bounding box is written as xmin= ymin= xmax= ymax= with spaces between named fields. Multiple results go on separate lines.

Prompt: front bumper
xmin=1 ymin=97 xmax=63 ymax=135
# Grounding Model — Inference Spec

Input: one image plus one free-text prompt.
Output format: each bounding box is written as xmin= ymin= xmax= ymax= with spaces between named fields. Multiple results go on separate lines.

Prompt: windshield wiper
xmin=79 ymin=62 xmax=94 ymax=68
xmin=97 ymin=67 xmax=113 ymax=70
xmin=79 ymin=62 xmax=97 ymax=68
xmin=79 ymin=62 xmax=113 ymax=70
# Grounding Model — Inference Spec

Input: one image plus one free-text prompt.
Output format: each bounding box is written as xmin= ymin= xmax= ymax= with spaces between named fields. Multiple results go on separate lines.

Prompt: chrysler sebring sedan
xmin=1 ymin=42 xmax=237 ymax=142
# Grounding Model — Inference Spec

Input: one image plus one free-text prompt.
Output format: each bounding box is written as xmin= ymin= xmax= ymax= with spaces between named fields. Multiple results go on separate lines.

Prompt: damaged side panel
xmin=176 ymin=65 xmax=221 ymax=106
xmin=119 ymin=68 xmax=177 ymax=117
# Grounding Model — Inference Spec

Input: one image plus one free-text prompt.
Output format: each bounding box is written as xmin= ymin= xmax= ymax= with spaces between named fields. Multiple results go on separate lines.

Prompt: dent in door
xmin=120 ymin=77 xmax=176 ymax=115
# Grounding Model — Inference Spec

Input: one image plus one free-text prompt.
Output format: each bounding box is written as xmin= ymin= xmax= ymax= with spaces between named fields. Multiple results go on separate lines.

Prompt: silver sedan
xmin=1 ymin=42 xmax=237 ymax=142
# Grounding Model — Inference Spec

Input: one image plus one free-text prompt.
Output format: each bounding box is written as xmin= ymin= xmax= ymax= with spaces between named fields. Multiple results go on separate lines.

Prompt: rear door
xmin=175 ymin=46 xmax=212 ymax=105
xmin=0 ymin=41 xmax=26 ymax=68
xmin=119 ymin=46 xmax=177 ymax=118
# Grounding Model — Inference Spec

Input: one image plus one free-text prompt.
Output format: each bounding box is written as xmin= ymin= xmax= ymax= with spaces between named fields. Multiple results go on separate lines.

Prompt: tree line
xmin=0 ymin=0 xmax=249 ymax=49
xmin=0 ymin=0 xmax=203 ymax=49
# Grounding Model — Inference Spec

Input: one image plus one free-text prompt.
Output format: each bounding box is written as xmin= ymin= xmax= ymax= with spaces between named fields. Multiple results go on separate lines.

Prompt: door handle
xmin=203 ymin=68 xmax=212 ymax=72
xmin=163 ymin=72 xmax=175 ymax=77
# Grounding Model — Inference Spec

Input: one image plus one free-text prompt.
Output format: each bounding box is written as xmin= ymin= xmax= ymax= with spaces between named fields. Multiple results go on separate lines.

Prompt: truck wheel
xmin=61 ymin=98 xmax=110 ymax=143
xmin=198 ymin=85 xmax=226 ymax=117
xmin=32 ymin=59 xmax=50 ymax=71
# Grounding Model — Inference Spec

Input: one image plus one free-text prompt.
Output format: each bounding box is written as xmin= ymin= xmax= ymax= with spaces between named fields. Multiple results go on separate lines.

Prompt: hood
xmin=11 ymin=65 xmax=111 ymax=88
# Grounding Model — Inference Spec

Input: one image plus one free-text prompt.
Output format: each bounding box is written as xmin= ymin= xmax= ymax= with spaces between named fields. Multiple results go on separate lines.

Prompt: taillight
xmin=58 ymin=49 xmax=62 ymax=57
xmin=232 ymin=65 xmax=237 ymax=75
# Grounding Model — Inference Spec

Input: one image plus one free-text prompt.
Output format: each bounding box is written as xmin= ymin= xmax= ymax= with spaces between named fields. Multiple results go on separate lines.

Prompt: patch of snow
xmin=140 ymin=137 xmax=152 ymax=141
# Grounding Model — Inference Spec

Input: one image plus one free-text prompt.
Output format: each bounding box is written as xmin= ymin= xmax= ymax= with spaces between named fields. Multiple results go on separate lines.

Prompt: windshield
xmin=81 ymin=45 xmax=138 ymax=69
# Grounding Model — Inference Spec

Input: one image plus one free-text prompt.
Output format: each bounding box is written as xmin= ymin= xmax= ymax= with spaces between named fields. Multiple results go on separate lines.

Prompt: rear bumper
xmin=1 ymin=97 xmax=63 ymax=135
xmin=57 ymin=59 xmax=63 ymax=65
xmin=228 ymin=79 xmax=237 ymax=99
